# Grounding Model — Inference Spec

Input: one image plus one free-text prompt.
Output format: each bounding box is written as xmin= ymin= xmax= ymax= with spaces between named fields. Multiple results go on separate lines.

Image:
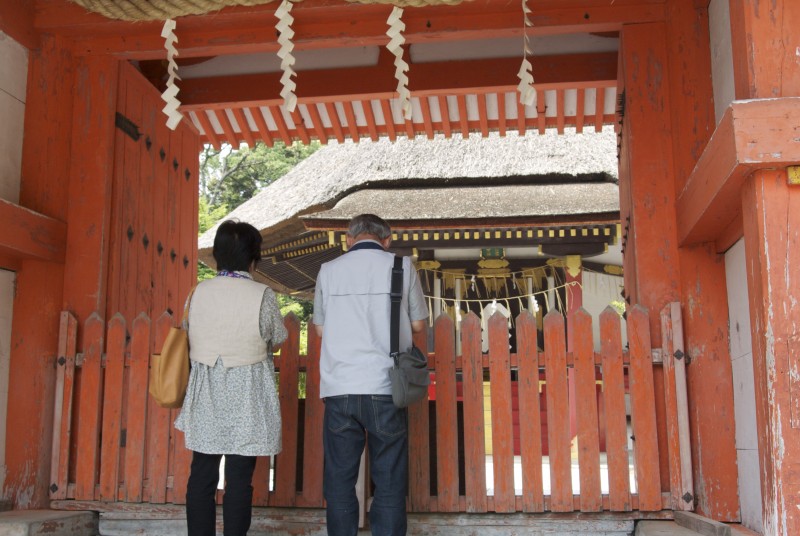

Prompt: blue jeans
xmin=323 ymin=394 xmax=408 ymax=536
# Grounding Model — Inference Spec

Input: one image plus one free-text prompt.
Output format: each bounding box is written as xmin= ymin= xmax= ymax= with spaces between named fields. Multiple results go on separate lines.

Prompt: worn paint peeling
xmin=9 ymin=459 xmax=35 ymax=509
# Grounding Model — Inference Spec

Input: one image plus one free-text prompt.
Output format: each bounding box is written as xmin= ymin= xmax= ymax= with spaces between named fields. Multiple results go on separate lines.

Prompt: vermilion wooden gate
xmin=48 ymin=60 xmax=200 ymax=507
xmin=50 ymin=303 xmax=692 ymax=517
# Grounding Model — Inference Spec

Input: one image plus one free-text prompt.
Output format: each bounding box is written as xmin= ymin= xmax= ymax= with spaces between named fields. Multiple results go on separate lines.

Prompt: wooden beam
xmin=248 ymin=106 xmax=275 ymax=147
xmin=419 ymin=96 xmax=435 ymax=139
xmin=231 ymin=108 xmax=256 ymax=147
xmin=496 ymin=92 xmax=507 ymax=137
xmin=193 ymin=110 xmax=222 ymax=149
xmin=305 ymin=102 xmax=329 ymax=143
xmin=379 ymin=100 xmax=397 ymax=141
xmin=676 ymin=98 xmax=800 ymax=246
xmin=342 ymin=101 xmax=360 ymax=141
xmin=438 ymin=95 xmax=452 ymax=138
xmin=594 ymin=86 xmax=605 ymax=132
xmin=324 ymin=102 xmax=345 ymax=143
xmin=360 ymin=100 xmax=379 ymax=142
xmin=290 ymin=108 xmax=311 ymax=145
xmin=179 ymin=52 xmax=617 ymax=110
xmin=536 ymin=98 xmax=546 ymax=134
xmin=0 ymin=199 xmax=66 ymax=264
xmin=477 ymin=94 xmax=489 ymax=137
xmin=268 ymin=105 xmax=293 ymax=145
xmin=213 ymin=109 xmax=239 ymax=147
xmin=0 ymin=0 xmax=38 ymax=49
xmin=456 ymin=95 xmax=468 ymax=139
xmin=36 ymin=0 xmax=662 ymax=60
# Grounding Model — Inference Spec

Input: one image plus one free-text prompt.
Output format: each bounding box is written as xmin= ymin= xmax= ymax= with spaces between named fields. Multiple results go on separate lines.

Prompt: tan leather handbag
xmin=149 ymin=286 xmax=196 ymax=408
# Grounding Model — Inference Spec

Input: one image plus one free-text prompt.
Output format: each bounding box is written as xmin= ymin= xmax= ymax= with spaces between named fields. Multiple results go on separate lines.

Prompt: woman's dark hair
xmin=212 ymin=220 xmax=263 ymax=272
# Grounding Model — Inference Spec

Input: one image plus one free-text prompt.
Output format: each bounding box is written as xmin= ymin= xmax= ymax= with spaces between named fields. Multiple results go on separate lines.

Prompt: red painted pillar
xmin=4 ymin=35 xmax=74 ymax=508
xmin=620 ymin=14 xmax=739 ymax=520
xmin=666 ymin=1 xmax=740 ymax=521
xmin=741 ymin=172 xmax=800 ymax=536
xmin=4 ymin=40 xmax=118 ymax=508
xmin=730 ymin=2 xmax=800 ymax=533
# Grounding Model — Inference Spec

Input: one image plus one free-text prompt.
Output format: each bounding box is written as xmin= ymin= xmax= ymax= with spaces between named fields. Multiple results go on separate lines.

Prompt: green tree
xmin=200 ymin=141 xmax=319 ymax=213
xmin=197 ymin=141 xmax=320 ymax=280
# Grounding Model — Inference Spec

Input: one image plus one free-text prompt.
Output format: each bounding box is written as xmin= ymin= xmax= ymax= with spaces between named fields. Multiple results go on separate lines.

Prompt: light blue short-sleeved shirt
xmin=313 ymin=241 xmax=429 ymax=398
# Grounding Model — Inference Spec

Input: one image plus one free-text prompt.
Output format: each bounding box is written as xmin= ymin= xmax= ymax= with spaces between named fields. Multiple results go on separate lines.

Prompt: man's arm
xmin=312 ymin=269 xmax=325 ymax=338
xmin=406 ymin=259 xmax=429 ymax=334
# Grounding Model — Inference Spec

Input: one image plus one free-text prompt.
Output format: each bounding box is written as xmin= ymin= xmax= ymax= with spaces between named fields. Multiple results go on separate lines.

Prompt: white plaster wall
xmin=709 ymin=0 xmax=736 ymax=125
xmin=0 ymin=31 xmax=26 ymax=495
xmin=0 ymin=32 xmax=26 ymax=203
xmin=581 ymin=270 xmax=627 ymax=352
xmin=724 ymin=238 xmax=763 ymax=532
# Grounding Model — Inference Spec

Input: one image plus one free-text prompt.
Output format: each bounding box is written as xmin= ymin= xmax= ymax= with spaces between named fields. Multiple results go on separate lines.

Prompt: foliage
xmin=198 ymin=196 xmax=228 ymax=235
xmin=277 ymin=294 xmax=313 ymax=324
xmin=199 ymin=141 xmax=319 ymax=214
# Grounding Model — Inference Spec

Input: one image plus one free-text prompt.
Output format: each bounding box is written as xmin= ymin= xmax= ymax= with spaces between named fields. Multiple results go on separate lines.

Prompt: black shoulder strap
xmin=390 ymin=255 xmax=403 ymax=357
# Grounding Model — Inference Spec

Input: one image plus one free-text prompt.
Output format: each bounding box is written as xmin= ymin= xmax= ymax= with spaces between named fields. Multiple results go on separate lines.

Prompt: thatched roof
xmin=199 ymin=127 xmax=618 ymax=258
xmin=306 ymin=182 xmax=619 ymax=225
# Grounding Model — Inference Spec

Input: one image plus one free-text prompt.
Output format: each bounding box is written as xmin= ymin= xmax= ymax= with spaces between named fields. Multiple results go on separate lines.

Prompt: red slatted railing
xmin=51 ymin=305 xmax=690 ymax=515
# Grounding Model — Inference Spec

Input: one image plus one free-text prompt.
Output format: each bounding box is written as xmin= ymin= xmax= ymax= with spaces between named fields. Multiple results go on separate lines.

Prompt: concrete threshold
xmin=0 ymin=510 xmax=98 ymax=536
xmin=99 ymin=508 xmax=637 ymax=536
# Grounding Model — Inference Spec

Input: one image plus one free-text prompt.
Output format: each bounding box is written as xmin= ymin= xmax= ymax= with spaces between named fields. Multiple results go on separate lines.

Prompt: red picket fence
xmin=50 ymin=304 xmax=692 ymax=515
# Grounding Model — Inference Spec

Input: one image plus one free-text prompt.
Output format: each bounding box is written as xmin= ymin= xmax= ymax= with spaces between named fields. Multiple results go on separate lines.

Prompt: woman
xmin=175 ymin=220 xmax=287 ymax=536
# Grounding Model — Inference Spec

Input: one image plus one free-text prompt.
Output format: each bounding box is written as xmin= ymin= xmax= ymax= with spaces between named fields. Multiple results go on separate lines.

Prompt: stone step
xmin=637 ymin=519 xmax=761 ymax=536
xmin=100 ymin=508 xmax=636 ymax=536
xmin=674 ymin=511 xmax=731 ymax=536
xmin=637 ymin=521 xmax=706 ymax=536
xmin=0 ymin=510 xmax=98 ymax=536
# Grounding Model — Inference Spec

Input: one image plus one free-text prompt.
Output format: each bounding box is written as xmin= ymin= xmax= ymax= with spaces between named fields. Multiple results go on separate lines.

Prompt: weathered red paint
xmin=0 ymin=0 xmax=38 ymax=50
xmin=742 ymin=172 xmax=800 ymax=536
xmin=600 ymin=308 xmax=631 ymax=511
xmin=461 ymin=313 xmax=487 ymax=513
xmin=50 ymin=306 xmax=680 ymax=515
xmin=620 ymin=17 xmax=740 ymax=520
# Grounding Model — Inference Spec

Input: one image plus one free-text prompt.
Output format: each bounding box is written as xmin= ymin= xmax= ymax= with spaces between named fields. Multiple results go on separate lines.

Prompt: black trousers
xmin=185 ymin=451 xmax=258 ymax=536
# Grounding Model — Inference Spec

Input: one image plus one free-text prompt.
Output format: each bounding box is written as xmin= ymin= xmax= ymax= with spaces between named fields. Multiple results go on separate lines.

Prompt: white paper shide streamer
xmin=517 ymin=0 xmax=536 ymax=107
xmin=386 ymin=7 xmax=412 ymax=120
xmin=161 ymin=19 xmax=183 ymax=130
xmin=275 ymin=0 xmax=298 ymax=113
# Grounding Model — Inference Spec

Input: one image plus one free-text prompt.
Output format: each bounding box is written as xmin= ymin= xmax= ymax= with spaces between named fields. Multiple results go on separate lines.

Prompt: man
xmin=313 ymin=214 xmax=428 ymax=536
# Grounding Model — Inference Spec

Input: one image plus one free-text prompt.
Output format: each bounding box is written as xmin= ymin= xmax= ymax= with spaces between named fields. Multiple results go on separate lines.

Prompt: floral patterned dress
xmin=175 ymin=272 xmax=288 ymax=456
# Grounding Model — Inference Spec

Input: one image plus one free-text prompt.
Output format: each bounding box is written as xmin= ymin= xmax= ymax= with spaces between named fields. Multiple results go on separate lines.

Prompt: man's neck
xmin=348 ymin=239 xmax=386 ymax=252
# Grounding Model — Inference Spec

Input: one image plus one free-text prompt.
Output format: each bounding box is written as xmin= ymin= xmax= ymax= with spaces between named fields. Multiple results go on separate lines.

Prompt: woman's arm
xmin=259 ymin=287 xmax=288 ymax=346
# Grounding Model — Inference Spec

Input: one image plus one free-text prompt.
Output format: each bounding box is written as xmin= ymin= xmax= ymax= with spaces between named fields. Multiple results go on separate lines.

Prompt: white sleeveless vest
xmin=188 ymin=276 xmax=268 ymax=368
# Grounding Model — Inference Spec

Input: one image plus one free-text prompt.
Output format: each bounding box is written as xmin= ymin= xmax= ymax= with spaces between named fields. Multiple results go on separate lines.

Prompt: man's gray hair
xmin=347 ymin=214 xmax=391 ymax=239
